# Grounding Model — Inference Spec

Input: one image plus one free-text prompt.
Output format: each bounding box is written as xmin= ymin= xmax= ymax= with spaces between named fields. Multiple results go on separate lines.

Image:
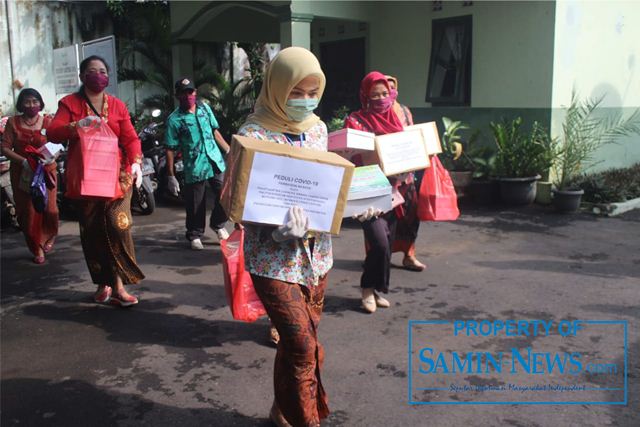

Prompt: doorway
xmin=319 ymin=38 xmax=365 ymax=121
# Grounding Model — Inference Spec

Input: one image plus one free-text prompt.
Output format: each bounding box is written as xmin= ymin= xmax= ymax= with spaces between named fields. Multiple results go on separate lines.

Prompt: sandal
xmin=110 ymin=292 xmax=139 ymax=307
xmin=269 ymin=325 xmax=280 ymax=346
xmin=270 ymin=401 xmax=292 ymax=427
xmin=94 ymin=286 xmax=112 ymax=303
xmin=43 ymin=241 xmax=54 ymax=253
xmin=402 ymin=256 xmax=426 ymax=272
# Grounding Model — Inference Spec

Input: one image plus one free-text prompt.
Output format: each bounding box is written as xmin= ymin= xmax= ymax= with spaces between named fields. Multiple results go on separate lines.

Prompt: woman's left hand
xmin=131 ymin=163 xmax=143 ymax=189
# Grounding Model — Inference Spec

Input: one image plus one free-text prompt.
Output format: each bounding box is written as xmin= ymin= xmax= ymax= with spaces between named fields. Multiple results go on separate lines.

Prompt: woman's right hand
xmin=77 ymin=116 xmax=101 ymax=128
xmin=272 ymin=206 xmax=309 ymax=242
xmin=353 ymin=206 xmax=383 ymax=222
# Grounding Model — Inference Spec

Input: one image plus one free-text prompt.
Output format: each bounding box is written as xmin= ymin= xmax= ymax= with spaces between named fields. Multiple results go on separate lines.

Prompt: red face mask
xmin=368 ymin=96 xmax=394 ymax=114
xmin=84 ymin=72 xmax=109 ymax=93
xmin=23 ymin=106 xmax=41 ymax=118
xmin=178 ymin=94 xmax=197 ymax=110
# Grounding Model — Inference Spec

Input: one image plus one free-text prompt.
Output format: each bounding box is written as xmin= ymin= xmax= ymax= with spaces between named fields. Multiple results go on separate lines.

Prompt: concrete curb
xmin=591 ymin=196 xmax=640 ymax=216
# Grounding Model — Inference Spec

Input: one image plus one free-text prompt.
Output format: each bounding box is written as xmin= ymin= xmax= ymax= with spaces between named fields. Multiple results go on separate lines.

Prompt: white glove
xmin=131 ymin=163 xmax=143 ymax=189
xmin=78 ymin=116 xmax=101 ymax=128
xmin=167 ymin=175 xmax=180 ymax=196
xmin=353 ymin=206 xmax=383 ymax=222
xmin=272 ymin=206 xmax=309 ymax=242
xmin=39 ymin=158 xmax=55 ymax=165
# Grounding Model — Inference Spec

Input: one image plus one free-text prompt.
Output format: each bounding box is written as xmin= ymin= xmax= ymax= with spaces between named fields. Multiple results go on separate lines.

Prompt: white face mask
xmin=285 ymin=98 xmax=319 ymax=122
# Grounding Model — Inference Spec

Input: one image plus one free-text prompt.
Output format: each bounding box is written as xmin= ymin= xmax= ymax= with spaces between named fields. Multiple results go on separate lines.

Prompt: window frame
xmin=425 ymin=14 xmax=473 ymax=106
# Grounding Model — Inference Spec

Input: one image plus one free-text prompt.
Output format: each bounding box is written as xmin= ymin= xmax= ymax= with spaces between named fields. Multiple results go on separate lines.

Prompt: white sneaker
xmin=190 ymin=238 xmax=204 ymax=250
xmin=215 ymin=228 xmax=229 ymax=242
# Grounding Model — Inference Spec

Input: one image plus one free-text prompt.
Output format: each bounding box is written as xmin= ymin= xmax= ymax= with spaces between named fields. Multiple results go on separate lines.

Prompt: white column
xmin=279 ymin=13 xmax=313 ymax=50
xmin=172 ymin=42 xmax=194 ymax=83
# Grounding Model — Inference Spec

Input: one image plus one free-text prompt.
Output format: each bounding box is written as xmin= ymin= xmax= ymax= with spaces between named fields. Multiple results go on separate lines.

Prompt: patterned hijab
xmin=351 ymin=71 xmax=404 ymax=135
xmin=246 ymin=47 xmax=326 ymax=135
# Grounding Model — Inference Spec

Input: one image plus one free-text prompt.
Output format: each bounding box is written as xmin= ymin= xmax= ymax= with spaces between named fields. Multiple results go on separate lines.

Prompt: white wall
xmin=0 ymin=1 xmax=83 ymax=115
xmin=0 ymin=1 xmax=161 ymax=118
xmin=551 ymin=0 xmax=640 ymax=171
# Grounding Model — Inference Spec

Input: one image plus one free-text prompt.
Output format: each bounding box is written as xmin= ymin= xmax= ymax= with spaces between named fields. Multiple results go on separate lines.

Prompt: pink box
xmin=328 ymin=128 xmax=375 ymax=151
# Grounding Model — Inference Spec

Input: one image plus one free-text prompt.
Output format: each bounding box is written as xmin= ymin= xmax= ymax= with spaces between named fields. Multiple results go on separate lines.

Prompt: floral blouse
xmin=237 ymin=121 xmax=333 ymax=287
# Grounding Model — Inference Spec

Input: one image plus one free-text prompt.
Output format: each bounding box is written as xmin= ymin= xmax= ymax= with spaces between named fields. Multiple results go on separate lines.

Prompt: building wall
xmin=0 ymin=1 xmax=161 ymax=118
xmin=551 ymin=0 xmax=640 ymax=172
xmin=0 ymin=0 xmax=84 ymax=115
xmin=366 ymin=1 xmax=556 ymax=109
xmin=306 ymin=1 xmax=556 ymax=146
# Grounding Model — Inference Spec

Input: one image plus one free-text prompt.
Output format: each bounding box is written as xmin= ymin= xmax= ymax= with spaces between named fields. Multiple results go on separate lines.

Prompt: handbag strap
xmin=80 ymin=90 xmax=101 ymax=117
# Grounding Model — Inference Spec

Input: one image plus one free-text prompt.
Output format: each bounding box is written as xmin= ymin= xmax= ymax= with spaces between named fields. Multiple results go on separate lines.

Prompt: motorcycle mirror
xmin=151 ymin=109 xmax=162 ymax=118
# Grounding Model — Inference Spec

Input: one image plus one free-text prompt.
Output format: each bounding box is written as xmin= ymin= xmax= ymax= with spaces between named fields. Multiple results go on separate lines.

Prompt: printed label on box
xmin=243 ymin=152 xmax=345 ymax=232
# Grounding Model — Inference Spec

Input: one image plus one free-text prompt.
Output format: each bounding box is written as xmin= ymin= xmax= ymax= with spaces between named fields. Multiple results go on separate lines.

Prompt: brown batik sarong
xmin=252 ymin=274 xmax=330 ymax=427
xmin=76 ymin=189 xmax=144 ymax=286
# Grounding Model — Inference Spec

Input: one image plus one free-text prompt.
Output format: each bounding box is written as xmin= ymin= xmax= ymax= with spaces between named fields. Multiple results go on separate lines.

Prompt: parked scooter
xmin=131 ymin=155 xmax=156 ymax=215
xmin=0 ymin=155 xmax=19 ymax=230
xmin=57 ymin=148 xmax=157 ymax=217
xmin=0 ymin=117 xmax=19 ymax=230
xmin=137 ymin=111 xmax=184 ymax=203
xmin=55 ymin=148 xmax=77 ymax=219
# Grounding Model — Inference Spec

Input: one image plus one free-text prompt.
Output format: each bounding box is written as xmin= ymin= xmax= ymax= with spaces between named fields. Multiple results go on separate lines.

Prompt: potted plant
xmin=441 ymin=117 xmax=478 ymax=197
xmin=468 ymin=145 xmax=498 ymax=205
xmin=326 ymin=106 xmax=350 ymax=133
xmin=551 ymin=92 xmax=640 ymax=213
xmin=491 ymin=117 xmax=556 ymax=205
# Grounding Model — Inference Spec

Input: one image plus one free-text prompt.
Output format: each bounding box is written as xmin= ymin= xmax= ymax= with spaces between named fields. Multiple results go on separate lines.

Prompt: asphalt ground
xmin=1 ymin=199 xmax=639 ymax=426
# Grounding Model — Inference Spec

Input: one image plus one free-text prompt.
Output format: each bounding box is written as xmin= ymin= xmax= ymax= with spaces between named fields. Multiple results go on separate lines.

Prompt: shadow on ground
xmin=1 ymin=378 xmax=268 ymax=427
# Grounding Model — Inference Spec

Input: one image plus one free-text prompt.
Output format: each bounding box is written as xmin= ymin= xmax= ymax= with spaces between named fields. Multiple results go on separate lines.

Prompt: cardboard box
xmin=375 ymin=128 xmax=430 ymax=176
xmin=328 ymin=128 xmax=376 ymax=151
xmin=221 ymin=135 xmax=355 ymax=235
xmin=343 ymin=165 xmax=392 ymax=218
xmin=404 ymin=121 xmax=443 ymax=155
xmin=331 ymin=148 xmax=379 ymax=168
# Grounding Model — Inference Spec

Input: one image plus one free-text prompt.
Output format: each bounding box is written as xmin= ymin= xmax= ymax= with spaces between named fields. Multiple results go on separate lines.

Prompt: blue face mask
xmin=285 ymin=98 xmax=319 ymax=122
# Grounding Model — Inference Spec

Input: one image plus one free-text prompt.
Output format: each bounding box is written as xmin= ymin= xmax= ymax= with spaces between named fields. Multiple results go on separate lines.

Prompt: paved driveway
xmin=2 ymin=203 xmax=638 ymax=426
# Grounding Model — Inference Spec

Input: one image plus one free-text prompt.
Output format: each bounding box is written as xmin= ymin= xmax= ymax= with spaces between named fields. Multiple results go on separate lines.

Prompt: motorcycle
xmin=0 ymin=155 xmax=19 ymax=230
xmin=55 ymin=149 xmax=77 ymax=219
xmin=137 ymin=116 xmax=184 ymax=203
xmin=0 ymin=117 xmax=19 ymax=230
xmin=57 ymin=148 xmax=157 ymax=217
xmin=131 ymin=155 xmax=156 ymax=215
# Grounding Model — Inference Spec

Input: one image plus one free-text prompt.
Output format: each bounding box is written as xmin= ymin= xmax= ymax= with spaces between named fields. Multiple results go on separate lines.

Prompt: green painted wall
xmin=412 ymin=107 xmax=552 ymax=152
xmin=551 ymin=0 xmax=640 ymax=172
xmin=365 ymin=1 xmax=556 ymax=109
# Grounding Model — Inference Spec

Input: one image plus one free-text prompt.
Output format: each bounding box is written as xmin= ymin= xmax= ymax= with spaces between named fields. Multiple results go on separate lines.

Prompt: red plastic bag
xmin=221 ymin=227 xmax=267 ymax=322
xmin=417 ymin=155 xmax=460 ymax=221
xmin=66 ymin=122 xmax=122 ymax=200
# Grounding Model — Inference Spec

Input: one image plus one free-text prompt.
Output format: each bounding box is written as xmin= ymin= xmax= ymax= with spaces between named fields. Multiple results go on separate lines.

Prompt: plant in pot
xmin=551 ymin=92 xmax=640 ymax=213
xmin=441 ymin=117 xmax=478 ymax=198
xmin=467 ymin=145 xmax=498 ymax=205
xmin=326 ymin=106 xmax=350 ymax=133
xmin=491 ymin=117 xmax=556 ymax=206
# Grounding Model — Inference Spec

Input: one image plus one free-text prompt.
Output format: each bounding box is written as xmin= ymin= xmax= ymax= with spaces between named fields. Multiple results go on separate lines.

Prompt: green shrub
xmin=568 ymin=163 xmax=640 ymax=203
